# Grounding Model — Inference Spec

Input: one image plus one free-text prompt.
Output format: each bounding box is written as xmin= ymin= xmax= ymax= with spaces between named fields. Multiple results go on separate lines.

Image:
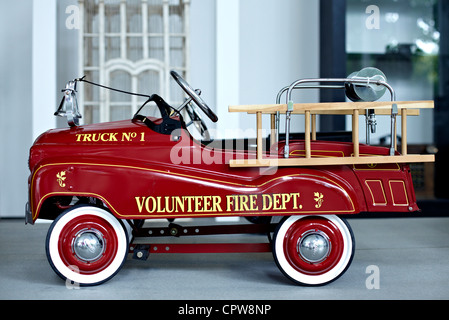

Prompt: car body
xmin=26 ymin=70 xmax=433 ymax=286
xmin=27 ymin=120 xmax=417 ymax=223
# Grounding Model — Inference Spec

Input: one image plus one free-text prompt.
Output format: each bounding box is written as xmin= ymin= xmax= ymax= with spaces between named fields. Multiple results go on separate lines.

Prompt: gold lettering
xmin=100 ymin=133 xmax=109 ymax=142
xmin=212 ymin=196 xmax=222 ymax=212
xmin=122 ymin=132 xmax=131 ymax=141
xmin=272 ymin=194 xmax=282 ymax=210
xmin=144 ymin=196 xmax=156 ymax=213
xmin=291 ymin=193 xmax=301 ymax=209
xmin=135 ymin=197 xmax=145 ymax=213
xmin=194 ymin=196 xmax=203 ymax=212
xmin=156 ymin=196 xmax=165 ymax=213
xmin=74 ymin=132 xmax=131 ymax=143
xmin=135 ymin=194 xmax=303 ymax=215
xmin=92 ymin=133 xmax=100 ymax=142
xmin=109 ymin=133 xmax=118 ymax=141
xmin=226 ymin=195 xmax=236 ymax=212
xmin=184 ymin=196 xmax=195 ymax=212
xmin=174 ymin=196 xmax=184 ymax=212
xmin=165 ymin=196 xmax=174 ymax=213
xmin=281 ymin=193 xmax=291 ymax=210
xmin=262 ymin=194 xmax=272 ymax=211
xmin=249 ymin=194 xmax=258 ymax=211
xmin=238 ymin=195 xmax=249 ymax=211
xmin=203 ymin=196 xmax=212 ymax=212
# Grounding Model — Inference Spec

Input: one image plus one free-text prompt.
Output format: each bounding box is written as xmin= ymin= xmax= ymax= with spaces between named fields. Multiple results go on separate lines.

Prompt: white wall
xmin=32 ymin=0 xmax=57 ymax=139
xmin=238 ymin=0 xmax=320 ymax=137
xmin=189 ymin=0 xmax=217 ymax=121
xmin=0 ymin=1 xmax=33 ymax=218
xmin=56 ymin=0 xmax=79 ymax=128
xmin=191 ymin=0 xmax=320 ymax=139
xmin=0 ymin=0 xmax=61 ymax=218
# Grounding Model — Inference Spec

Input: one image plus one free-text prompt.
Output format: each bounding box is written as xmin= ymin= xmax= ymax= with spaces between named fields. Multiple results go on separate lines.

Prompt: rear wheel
xmin=273 ymin=215 xmax=354 ymax=286
xmin=45 ymin=205 xmax=129 ymax=286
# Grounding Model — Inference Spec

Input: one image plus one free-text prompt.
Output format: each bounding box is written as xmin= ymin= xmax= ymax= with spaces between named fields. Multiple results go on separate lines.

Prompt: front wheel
xmin=45 ymin=205 xmax=129 ymax=286
xmin=273 ymin=215 xmax=355 ymax=286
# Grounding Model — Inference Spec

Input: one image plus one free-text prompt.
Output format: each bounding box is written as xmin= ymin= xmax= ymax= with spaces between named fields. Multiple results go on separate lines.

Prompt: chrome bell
xmin=54 ymin=79 xmax=83 ymax=127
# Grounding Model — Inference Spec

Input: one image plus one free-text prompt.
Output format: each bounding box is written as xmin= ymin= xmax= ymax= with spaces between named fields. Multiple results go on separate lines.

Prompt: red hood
xmin=29 ymin=120 xmax=151 ymax=170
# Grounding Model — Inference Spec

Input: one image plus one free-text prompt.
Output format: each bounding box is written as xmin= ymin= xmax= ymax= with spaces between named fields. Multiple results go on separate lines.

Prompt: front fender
xmin=29 ymin=162 xmax=118 ymax=222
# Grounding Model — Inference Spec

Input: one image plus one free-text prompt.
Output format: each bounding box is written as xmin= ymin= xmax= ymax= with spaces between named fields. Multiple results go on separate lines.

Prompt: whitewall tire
xmin=45 ymin=205 xmax=129 ymax=286
xmin=273 ymin=215 xmax=355 ymax=286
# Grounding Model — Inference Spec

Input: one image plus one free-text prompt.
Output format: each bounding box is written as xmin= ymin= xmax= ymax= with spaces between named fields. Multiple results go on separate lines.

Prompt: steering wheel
xmin=170 ymin=71 xmax=218 ymax=123
xmin=184 ymin=103 xmax=211 ymax=141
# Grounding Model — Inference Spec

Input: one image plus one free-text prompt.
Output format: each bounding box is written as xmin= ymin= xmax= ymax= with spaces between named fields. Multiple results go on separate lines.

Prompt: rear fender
xmin=257 ymin=170 xmax=362 ymax=216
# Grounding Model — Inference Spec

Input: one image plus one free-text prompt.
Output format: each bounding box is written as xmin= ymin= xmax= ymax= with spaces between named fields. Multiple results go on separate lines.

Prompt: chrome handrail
xmin=276 ymin=76 xmax=397 ymax=158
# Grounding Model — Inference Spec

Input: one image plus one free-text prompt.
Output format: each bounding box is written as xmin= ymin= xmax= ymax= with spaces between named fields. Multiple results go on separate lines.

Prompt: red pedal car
xmin=26 ymin=69 xmax=434 ymax=286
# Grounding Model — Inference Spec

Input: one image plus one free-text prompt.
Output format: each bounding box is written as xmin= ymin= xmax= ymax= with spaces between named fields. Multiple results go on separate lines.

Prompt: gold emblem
xmin=56 ymin=171 xmax=67 ymax=187
xmin=314 ymin=192 xmax=324 ymax=208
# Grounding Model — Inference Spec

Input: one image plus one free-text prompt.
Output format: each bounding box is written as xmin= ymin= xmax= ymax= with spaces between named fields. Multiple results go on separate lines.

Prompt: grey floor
xmin=1 ymin=217 xmax=449 ymax=300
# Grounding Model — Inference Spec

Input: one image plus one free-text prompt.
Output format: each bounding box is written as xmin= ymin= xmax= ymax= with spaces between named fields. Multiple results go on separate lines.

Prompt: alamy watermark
xmin=65 ymin=5 xmax=80 ymax=30
xmin=365 ymin=265 xmax=380 ymax=290
xmin=365 ymin=5 xmax=380 ymax=30
xmin=65 ymin=4 xmax=383 ymax=31
xmin=169 ymin=127 xmax=280 ymax=175
xmin=66 ymin=4 xmax=382 ymax=31
xmin=65 ymin=265 xmax=80 ymax=289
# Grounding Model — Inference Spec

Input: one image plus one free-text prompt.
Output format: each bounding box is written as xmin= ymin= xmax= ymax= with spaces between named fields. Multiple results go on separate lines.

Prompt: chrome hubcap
xmin=297 ymin=230 xmax=330 ymax=263
xmin=72 ymin=229 xmax=105 ymax=262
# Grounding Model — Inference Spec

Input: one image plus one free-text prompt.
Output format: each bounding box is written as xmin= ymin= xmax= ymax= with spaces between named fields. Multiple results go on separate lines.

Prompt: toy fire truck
xmin=26 ymin=68 xmax=434 ymax=286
